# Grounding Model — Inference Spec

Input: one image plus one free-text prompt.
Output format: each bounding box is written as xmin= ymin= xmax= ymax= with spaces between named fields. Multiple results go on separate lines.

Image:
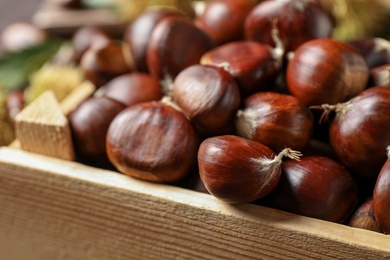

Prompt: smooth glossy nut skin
xmin=106 ymin=101 xmax=199 ymax=183
xmin=373 ymin=156 xmax=390 ymax=234
xmin=264 ymin=156 xmax=359 ymax=223
xmin=244 ymin=0 xmax=333 ymax=52
xmin=101 ymin=72 xmax=163 ymax=107
xmin=347 ymin=37 xmax=390 ymax=69
xmin=147 ymin=16 xmax=215 ymax=89
xmin=201 ymin=41 xmax=280 ymax=96
xmin=80 ymin=41 xmax=132 ymax=87
xmin=172 ymin=64 xmax=241 ymax=135
xmin=236 ymin=92 xmax=313 ymax=152
xmin=68 ymin=96 xmax=126 ymax=162
xmin=124 ymin=8 xmax=184 ymax=73
xmin=348 ymin=199 xmax=381 ymax=233
xmin=287 ymin=38 xmax=369 ymax=106
xmin=72 ymin=26 xmax=112 ymax=64
xmin=0 ymin=22 xmax=47 ymax=53
xmin=194 ymin=0 xmax=256 ymax=45
xmin=330 ymin=86 xmax=390 ymax=179
xmin=198 ymin=135 xmax=278 ymax=204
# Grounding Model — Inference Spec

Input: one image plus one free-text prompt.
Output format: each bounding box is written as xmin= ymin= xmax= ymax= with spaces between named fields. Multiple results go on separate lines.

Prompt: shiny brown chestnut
xmin=200 ymin=40 xmax=283 ymax=96
xmin=101 ymin=72 xmax=163 ymax=107
xmin=0 ymin=22 xmax=47 ymax=53
xmin=287 ymin=38 xmax=369 ymax=106
xmin=71 ymin=26 xmax=112 ymax=64
xmin=123 ymin=7 xmax=185 ymax=73
xmin=347 ymin=37 xmax=390 ymax=69
xmin=172 ymin=64 xmax=241 ymax=136
xmin=68 ymin=96 xmax=126 ymax=163
xmin=198 ymin=135 xmax=301 ymax=204
xmin=264 ymin=155 xmax=359 ymax=223
xmin=323 ymin=86 xmax=390 ymax=179
xmin=373 ymin=147 xmax=390 ymax=234
xmin=236 ymin=92 xmax=313 ymax=152
xmin=80 ymin=40 xmax=133 ymax=87
xmin=147 ymin=16 xmax=215 ymax=92
xmin=194 ymin=0 xmax=256 ymax=45
xmin=369 ymin=64 xmax=390 ymax=87
xmin=244 ymin=0 xmax=333 ymax=52
xmin=106 ymin=101 xmax=199 ymax=183
xmin=348 ymin=198 xmax=381 ymax=233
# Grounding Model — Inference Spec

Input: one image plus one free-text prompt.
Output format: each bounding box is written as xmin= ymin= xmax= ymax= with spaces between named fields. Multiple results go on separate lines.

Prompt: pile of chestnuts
xmin=9 ymin=0 xmax=390 ymax=234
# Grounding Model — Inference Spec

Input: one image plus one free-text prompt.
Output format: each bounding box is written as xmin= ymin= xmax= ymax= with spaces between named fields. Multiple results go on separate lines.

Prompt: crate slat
xmin=0 ymin=147 xmax=389 ymax=260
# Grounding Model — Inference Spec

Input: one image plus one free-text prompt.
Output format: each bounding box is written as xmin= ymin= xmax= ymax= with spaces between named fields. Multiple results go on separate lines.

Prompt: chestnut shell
xmin=106 ymin=101 xmax=199 ymax=183
xmin=236 ymin=91 xmax=314 ymax=152
xmin=264 ymin=156 xmax=358 ymax=223
xmin=286 ymin=38 xmax=369 ymax=106
xmin=373 ymin=155 xmax=390 ymax=234
xmin=329 ymin=86 xmax=390 ymax=179
xmin=200 ymin=41 xmax=280 ymax=96
xmin=244 ymin=0 xmax=333 ymax=52
xmin=198 ymin=135 xmax=278 ymax=204
xmin=172 ymin=64 xmax=241 ymax=135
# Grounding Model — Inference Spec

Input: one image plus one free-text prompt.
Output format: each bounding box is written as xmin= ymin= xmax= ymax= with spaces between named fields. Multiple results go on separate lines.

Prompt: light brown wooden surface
xmin=14 ymin=91 xmax=74 ymax=160
xmin=1 ymin=147 xmax=389 ymax=260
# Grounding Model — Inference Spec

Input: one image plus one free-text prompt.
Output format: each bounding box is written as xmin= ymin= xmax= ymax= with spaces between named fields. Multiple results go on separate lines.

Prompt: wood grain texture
xmin=0 ymin=147 xmax=389 ymax=260
xmin=14 ymin=91 xmax=74 ymax=160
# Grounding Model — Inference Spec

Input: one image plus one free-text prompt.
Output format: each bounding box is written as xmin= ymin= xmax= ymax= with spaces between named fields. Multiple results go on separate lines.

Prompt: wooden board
xmin=0 ymin=147 xmax=390 ymax=260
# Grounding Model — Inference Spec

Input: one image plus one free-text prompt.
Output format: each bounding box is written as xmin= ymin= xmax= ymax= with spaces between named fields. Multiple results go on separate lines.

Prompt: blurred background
xmin=0 ymin=0 xmax=41 ymax=32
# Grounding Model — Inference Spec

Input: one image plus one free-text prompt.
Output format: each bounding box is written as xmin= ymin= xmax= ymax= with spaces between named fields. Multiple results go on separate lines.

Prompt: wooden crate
xmin=1 ymin=85 xmax=390 ymax=259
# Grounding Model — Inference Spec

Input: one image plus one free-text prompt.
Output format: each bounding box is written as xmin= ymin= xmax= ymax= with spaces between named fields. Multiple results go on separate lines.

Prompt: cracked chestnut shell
xmin=106 ymin=101 xmax=199 ymax=183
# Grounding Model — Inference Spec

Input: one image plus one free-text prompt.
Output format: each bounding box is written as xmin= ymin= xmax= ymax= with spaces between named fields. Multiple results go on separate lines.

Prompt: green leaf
xmin=0 ymin=39 xmax=63 ymax=94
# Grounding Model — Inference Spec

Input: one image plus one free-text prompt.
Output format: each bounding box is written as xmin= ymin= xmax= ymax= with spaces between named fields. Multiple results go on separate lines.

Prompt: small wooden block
xmin=14 ymin=91 xmax=75 ymax=160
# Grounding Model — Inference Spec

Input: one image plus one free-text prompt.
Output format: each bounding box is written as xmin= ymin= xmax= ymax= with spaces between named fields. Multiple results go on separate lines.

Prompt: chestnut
xmin=346 ymin=37 xmax=390 ymax=69
xmin=68 ymin=96 xmax=126 ymax=164
xmin=286 ymin=38 xmax=369 ymax=106
xmin=369 ymin=64 xmax=390 ymax=87
xmin=106 ymin=101 xmax=199 ymax=183
xmin=194 ymin=0 xmax=256 ymax=45
xmin=101 ymin=72 xmax=163 ymax=107
xmin=172 ymin=64 xmax=241 ymax=136
xmin=71 ymin=26 xmax=112 ymax=64
xmin=123 ymin=7 xmax=185 ymax=72
xmin=244 ymin=0 xmax=333 ymax=52
xmin=264 ymin=155 xmax=359 ymax=223
xmin=326 ymin=86 xmax=390 ymax=179
xmin=236 ymin=92 xmax=314 ymax=152
xmin=198 ymin=135 xmax=301 ymax=204
xmin=200 ymin=40 xmax=283 ymax=96
xmin=80 ymin=40 xmax=133 ymax=87
xmin=0 ymin=22 xmax=47 ymax=53
xmin=348 ymin=198 xmax=381 ymax=233
xmin=146 ymin=16 xmax=215 ymax=92
xmin=373 ymin=147 xmax=390 ymax=234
